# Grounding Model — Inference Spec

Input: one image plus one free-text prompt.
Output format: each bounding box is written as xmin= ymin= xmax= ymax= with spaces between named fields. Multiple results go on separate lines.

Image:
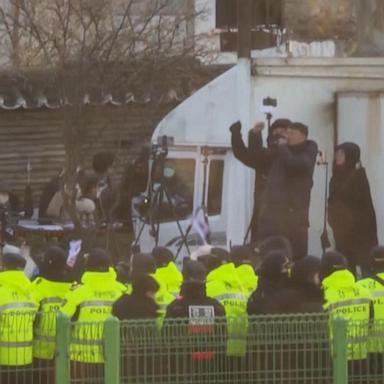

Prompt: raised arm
xmin=278 ymin=141 xmax=318 ymax=174
xmin=230 ymin=121 xmax=266 ymax=170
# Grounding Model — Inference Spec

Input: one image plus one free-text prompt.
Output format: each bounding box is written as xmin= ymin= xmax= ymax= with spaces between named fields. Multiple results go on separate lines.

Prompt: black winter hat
xmin=182 ymin=260 xmax=207 ymax=282
xmin=336 ymin=142 xmax=361 ymax=170
xmin=131 ymin=253 xmax=156 ymax=275
xmin=258 ymin=236 xmax=293 ymax=261
xmin=270 ymin=119 xmax=291 ymax=132
xmin=320 ymin=251 xmax=348 ymax=280
xmin=370 ymin=246 xmax=384 ymax=273
xmin=86 ymin=248 xmax=111 ymax=272
xmin=152 ymin=247 xmax=174 ymax=268
xmin=132 ymin=274 xmax=159 ymax=295
xmin=43 ymin=246 xmax=67 ymax=267
xmin=259 ymin=250 xmax=290 ymax=282
xmin=115 ymin=261 xmax=131 ymax=284
xmin=41 ymin=246 xmax=69 ymax=280
xmin=291 ymin=256 xmax=320 ymax=285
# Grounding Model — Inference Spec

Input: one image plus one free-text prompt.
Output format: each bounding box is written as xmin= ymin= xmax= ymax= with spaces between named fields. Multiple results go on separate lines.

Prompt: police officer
xmin=131 ymin=253 xmax=174 ymax=322
xmin=0 ymin=245 xmax=37 ymax=382
xmin=357 ymin=246 xmax=384 ymax=356
xmin=152 ymin=247 xmax=182 ymax=297
xmin=32 ymin=246 xmax=73 ymax=370
xmin=60 ymin=248 xmax=125 ymax=365
xmin=196 ymin=247 xmax=248 ymax=357
xmin=230 ymin=245 xmax=259 ymax=297
xmin=321 ymin=251 xmax=372 ymax=361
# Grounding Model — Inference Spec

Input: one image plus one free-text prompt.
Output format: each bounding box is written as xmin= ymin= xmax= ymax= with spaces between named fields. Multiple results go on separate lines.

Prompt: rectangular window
xmin=207 ymin=160 xmax=224 ymax=216
xmin=216 ymin=0 xmax=283 ymax=51
xmin=154 ymin=158 xmax=195 ymax=222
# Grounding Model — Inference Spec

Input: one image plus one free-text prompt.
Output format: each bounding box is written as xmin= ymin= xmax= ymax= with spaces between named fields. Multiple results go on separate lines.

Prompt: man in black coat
xmin=165 ymin=260 xmax=225 ymax=319
xmin=256 ymin=122 xmax=318 ymax=260
xmin=112 ymin=274 xmax=159 ymax=320
xmin=230 ymin=119 xmax=291 ymax=243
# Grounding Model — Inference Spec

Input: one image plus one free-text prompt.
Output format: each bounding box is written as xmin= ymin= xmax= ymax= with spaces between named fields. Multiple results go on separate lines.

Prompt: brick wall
xmin=0 ymin=103 xmax=176 ymax=206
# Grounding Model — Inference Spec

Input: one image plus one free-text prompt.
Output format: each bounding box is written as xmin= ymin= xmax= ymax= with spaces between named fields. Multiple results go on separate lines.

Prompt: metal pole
xmin=332 ymin=317 xmax=348 ymax=384
xmin=237 ymin=0 xmax=253 ymax=58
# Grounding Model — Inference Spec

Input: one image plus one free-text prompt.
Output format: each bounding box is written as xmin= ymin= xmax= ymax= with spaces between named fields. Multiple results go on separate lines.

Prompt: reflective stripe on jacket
xmin=0 ymin=270 xmax=37 ymax=366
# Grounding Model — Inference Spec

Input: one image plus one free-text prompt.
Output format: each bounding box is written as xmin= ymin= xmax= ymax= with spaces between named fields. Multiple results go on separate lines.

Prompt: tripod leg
xmin=175 ymin=223 xmax=193 ymax=259
xmin=132 ymin=219 xmax=148 ymax=247
xmin=161 ymin=185 xmax=191 ymax=255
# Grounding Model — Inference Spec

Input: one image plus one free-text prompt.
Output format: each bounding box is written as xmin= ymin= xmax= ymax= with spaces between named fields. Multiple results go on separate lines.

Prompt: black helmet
xmin=131 ymin=274 xmax=159 ymax=295
xmin=370 ymin=246 xmax=384 ymax=273
xmin=258 ymin=250 xmax=290 ymax=282
xmin=291 ymin=255 xmax=321 ymax=285
xmin=1 ymin=244 xmax=26 ymax=270
xmin=258 ymin=236 xmax=293 ymax=262
xmin=197 ymin=248 xmax=229 ymax=273
xmin=320 ymin=251 xmax=348 ymax=280
xmin=152 ymin=247 xmax=174 ymax=268
xmin=86 ymin=248 xmax=111 ymax=272
xmin=182 ymin=260 xmax=207 ymax=283
xmin=131 ymin=253 xmax=156 ymax=276
xmin=115 ymin=261 xmax=131 ymax=284
xmin=41 ymin=246 xmax=68 ymax=281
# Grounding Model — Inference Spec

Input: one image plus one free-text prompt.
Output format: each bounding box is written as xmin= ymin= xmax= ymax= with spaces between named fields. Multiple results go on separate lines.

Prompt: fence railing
xmin=1 ymin=312 xmax=384 ymax=384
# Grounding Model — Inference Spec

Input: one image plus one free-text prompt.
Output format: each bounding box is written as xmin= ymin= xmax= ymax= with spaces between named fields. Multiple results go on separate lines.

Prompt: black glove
xmin=229 ymin=121 xmax=241 ymax=134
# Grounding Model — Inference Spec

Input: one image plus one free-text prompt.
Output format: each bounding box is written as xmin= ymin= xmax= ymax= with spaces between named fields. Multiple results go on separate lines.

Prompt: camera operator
xmin=230 ymin=118 xmax=291 ymax=243
xmin=257 ymin=122 xmax=318 ymax=260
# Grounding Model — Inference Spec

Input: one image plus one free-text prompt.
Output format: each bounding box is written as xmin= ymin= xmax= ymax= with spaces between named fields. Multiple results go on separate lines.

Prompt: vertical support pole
xmin=332 ymin=317 xmax=348 ymax=384
xmin=104 ymin=317 xmax=120 ymax=384
xmin=238 ymin=0 xmax=253 ymax=58
xmin=55 ymin=312 xmax=70 ymax=384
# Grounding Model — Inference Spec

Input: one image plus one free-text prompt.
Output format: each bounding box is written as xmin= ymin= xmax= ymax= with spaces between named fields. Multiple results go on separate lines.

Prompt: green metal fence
xmin=1 ymin=312 xmax=384 ymax=383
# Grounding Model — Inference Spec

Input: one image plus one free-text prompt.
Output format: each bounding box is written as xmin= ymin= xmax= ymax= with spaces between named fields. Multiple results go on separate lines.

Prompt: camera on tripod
xmin=149 ymin=135 xmax=174 ymax=161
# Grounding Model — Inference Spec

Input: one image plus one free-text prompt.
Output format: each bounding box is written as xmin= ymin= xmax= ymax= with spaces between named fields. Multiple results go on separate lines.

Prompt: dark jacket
xmin=328 ymin=145 xmax=377 ymax=270
xmin=165 ymin=281 xmax=225 ymax=319
xmin=231 ymin=130 xmax=275 ymax=241
xmin=113 ymin=293 xmax=159 ymax=320
xmin=247 ymin=276 xmax=291 ymax=315
xmin=258 ymin=140 xmax=318 ymax=236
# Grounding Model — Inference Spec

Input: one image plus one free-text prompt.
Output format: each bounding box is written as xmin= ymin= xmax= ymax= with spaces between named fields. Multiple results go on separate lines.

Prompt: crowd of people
xmin=231 ymin=118 xmax=378 ymax=274
xmin=0 ymin=117 xmax=382 ymax=382
xmin=0 ymin=235 xmax=384 ymax=380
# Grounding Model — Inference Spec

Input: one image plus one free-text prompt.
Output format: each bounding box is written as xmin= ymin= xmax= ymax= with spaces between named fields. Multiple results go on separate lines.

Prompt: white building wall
xmin=251 ymin=59 xmax=384 ymax=254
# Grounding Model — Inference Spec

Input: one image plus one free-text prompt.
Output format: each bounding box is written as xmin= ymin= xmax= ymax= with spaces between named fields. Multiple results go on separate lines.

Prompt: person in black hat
xmin=328 ymin=142 xmax=378 ymax=277
xmin=0 ymin=244 xmax=37 ymax=382
xmin=230 ymin=118 xmax=291 ymax=244
xmin=283 ymin=255 xmax=323 ymax=313
xmin=257 ymin=121 xmax=318 ymax=260
xmin=230 ymin=245 xmax=259 ymax=297
xmin=164 ymin=260 xmax=225 ymax=370
xmin=32 ymin=246 xmax=74 ymax=382
xmin=357 ymin=246 xmax=384 ymax=369
xmin=113 ymin=274 xmax=160 ymax=320
xmin=165 ymin=260 xmax=225 ymax=319
xmin=247 ymin=250 xmax=291 ymax=315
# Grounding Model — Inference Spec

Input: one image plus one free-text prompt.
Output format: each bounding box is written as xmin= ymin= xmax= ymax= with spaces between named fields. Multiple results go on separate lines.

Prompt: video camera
xmin=149 ymin=135 xmax=174 ymax=161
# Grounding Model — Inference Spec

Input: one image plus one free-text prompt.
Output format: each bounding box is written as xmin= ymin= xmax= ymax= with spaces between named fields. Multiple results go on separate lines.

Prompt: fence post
xmin=332 ymin=317 xmax=348 ymax=384
xmin=55 ymin=312 xmax=71 ymax=384
xmin=104 ymin=316 xmax=120 ymax=384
